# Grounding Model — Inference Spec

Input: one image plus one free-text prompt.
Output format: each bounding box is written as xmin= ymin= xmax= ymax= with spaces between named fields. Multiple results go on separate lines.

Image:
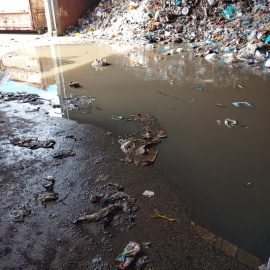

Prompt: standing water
xmin=1 ymin=43 xmax=270 ymax=260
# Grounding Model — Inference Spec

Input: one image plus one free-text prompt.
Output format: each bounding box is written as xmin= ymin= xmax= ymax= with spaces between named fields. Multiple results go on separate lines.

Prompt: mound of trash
xmin=65 ymin=0 xmax=270 ymax=68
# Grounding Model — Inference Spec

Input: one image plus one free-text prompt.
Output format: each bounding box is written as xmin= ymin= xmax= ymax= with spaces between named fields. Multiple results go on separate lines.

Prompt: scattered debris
xmin=95 ymin=174 xmax=109 ymax=183
xmin=69 ymin=81 xmax=81 ymax=87
xmin=216 ymin=103 xmax=225 ymax=107
xmin=141 ymin=242 xmax=151 ymax=249
xmin=115 ymin=242 xmax=141 ymax=269
xmin=73 ymin=183 xmax=138 ymax=227
xmin=152 ymin=212 xmax=176 ymax=222
xmin=135 ymin=255 xmax=154 ymax=270
xmin=10 ymin=137 xmax=55 ymax=149
xmin=42 ymin=193 xmax=59 ymax=206
xmin=0 ymin=91 xmax=46 ymax=105
xmin=52 ymin=150 xmax=76 ymax=159
xmin=232 ymin=102 xmax=254 ymax=108
xmin=92 ymin=59 xmax=108 ymax=67
xmin=224 ymin=119 xmax=238 ymax=128
xmin=42 ymin=176 xmax=55 ymax=191
xmin=205 ymin=53 xmax=218 ymax=61
xmin=119 ymin=114 xmax=166 ymax=167
xmin=9 ymin=202 xmax=31 ymax=222
xmin=259 ymin=257 xmax=270 ymax=270
xmin=119 ymin=137 xmax=134 ymax=154
xmin=143 ymin=190 xmax=155 ymax=197
xmin=111 ymin=115 xmax=123 ymax=120
xmin=74 ymin=203 xmax=122 ymax=223
xmin=265 ymin=59 xmax=270 ymax=68
xmin=62 ymin=94 xmax=95 ymax=111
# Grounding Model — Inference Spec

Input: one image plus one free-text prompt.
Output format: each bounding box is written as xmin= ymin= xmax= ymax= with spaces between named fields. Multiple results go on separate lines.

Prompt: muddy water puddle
xmin=1 ymin=43 xmax=270 ymax=260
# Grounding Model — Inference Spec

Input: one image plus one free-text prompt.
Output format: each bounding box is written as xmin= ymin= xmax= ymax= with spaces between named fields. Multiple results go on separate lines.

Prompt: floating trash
xmin=111 ymin=115 xmax=123 ymax=120
xmin=216 ymin=103 xmax=226 ymax=107
xmin=92 ymin=58 xmax=108 ymax=66
xmin=69 ymin=81 xmax=81 ymax=87
xmin=224 ymin=119 xmax=237 ymax=128
xmin=232 ymin=102 xmax=253 ymax=108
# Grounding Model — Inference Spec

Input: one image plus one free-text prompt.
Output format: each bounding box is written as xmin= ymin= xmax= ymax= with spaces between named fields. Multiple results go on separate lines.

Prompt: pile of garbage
xmin=65 ymin=0 xmax=270 ymax=68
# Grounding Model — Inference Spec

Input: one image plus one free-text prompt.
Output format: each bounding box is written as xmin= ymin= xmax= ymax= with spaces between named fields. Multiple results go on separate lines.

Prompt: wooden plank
xmin=196 ymin=225 xmax=216 ymax=244
xmin=221 ymin=239 xmax=238 ymax=258
xmin=237 ymin=249 xmax=261 ymax=269
xmin=192 ymin=221 xmax=262 ymax=269
xmin=214 ymin=237 xmax=223 ymax=250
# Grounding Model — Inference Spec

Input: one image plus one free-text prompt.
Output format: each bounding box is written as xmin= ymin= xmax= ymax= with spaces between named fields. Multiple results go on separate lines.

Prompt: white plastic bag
xmin=207 ymin=0 xmax=217 ymax=5
xmin=224 ymin=53 xmax=239 ymax=64
xmin=246 ymin=43 xmax=257 ymax=56
xmin=176 ymin=48 xmax=184 ymax=53
xmin=259 ymin=257 xmax=270 ymax=270
xmin=265 ymin=59 xmax=270 ymax=68
xmin=92 ymin=58 xmax=107 ymax=66
xmin=255 ymin=50 xmax=266 ymax=60
xmin=205 ymin=53 xmax=218 ymax=60
xmin=145 ymin=44 xmax=154 ymax=50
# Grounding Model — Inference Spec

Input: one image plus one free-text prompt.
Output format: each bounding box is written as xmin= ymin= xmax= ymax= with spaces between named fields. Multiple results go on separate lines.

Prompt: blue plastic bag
xmin=223 ymin=5 xmax=235 ymax=18
xmin=265 ymin=35 xmax=270 ymax=44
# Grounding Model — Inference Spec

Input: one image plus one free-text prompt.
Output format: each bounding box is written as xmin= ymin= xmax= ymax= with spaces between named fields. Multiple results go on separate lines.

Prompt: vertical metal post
xmin=44 ymin=0 xmax=53 ymax=36
xmin=44 ymin=0 xmax=61 ymax=36
xmin=50 ymin=0 xmax=58 ymax=36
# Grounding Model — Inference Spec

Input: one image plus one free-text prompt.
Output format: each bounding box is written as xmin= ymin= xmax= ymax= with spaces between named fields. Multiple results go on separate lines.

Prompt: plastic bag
xmin=259 ymin=257 xmax=270 ymax=270
xmin=205 ymin=53 xmax=218 ymax=60
xmin=207 ymin=0 xmax=217 ymax=5
xmin=255 ymin=50 xmax=266 ymax=60
xmin=247 ymin=30 xmax=257 ymax=42
xmin=223 ymin=5 xmax=235 ymax=18
xmin=265 ymin=59 xmax=270 ymax=68
xmin=224 ymin=53 xmax=239 ymax=64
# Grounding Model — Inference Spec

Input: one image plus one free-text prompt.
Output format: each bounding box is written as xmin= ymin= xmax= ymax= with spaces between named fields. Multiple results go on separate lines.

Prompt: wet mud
xmin=0 ymin=94 xmax=255 ymax=269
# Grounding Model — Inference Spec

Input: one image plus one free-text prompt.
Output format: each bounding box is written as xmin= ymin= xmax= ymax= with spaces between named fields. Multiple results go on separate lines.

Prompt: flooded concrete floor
xmin=1 ymin=42 xmax=270 ymax=265
xmin=0 ymin=97 xmax=256 ymax=270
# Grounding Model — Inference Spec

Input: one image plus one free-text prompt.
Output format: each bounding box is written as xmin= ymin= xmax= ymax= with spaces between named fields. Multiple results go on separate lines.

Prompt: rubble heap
xmin=65 ymin=0 xmax=270 ymax=68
